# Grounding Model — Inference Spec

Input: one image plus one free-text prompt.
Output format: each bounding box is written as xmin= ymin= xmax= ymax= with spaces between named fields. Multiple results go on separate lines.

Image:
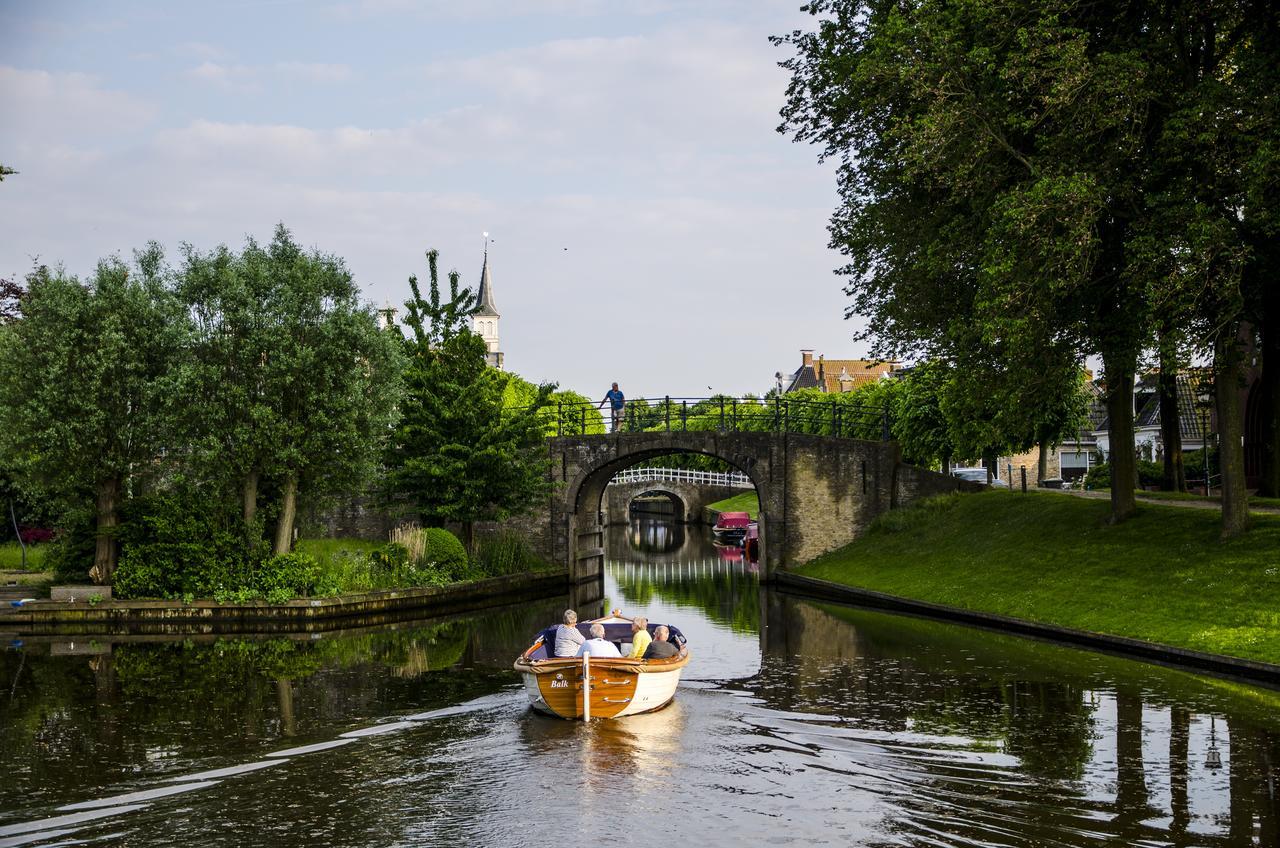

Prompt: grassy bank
xmin=0 ymin=542 xmax=49 ymax=571
xmin=706 ymin=491 xmax=759 ymax=519
xmin=798 ymin=491 xmax=1280 ymax=665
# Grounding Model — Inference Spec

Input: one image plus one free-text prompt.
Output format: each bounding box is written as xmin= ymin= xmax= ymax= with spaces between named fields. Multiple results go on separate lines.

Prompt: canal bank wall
xmin=775 ymin=572 xmax=1280 ymax=687
xmin=0 ymin=569 xmax=570 ymax=637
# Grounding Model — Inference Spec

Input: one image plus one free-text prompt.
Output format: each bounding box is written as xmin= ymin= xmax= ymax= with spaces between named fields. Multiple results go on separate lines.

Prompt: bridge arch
xmin=625 ymin=486 xmax=687 ymax=522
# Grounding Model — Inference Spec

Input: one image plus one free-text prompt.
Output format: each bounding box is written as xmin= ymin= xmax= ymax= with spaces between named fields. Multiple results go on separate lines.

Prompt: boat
xmin=513 ymin=611 xmax=691 ymax=720
xmin=712 ymin=510 xmax=755 ymax=543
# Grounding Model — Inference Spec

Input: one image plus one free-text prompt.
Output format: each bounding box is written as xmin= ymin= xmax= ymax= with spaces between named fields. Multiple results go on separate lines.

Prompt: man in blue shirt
xmin=600 ymin=382 xmax=625 ymax=432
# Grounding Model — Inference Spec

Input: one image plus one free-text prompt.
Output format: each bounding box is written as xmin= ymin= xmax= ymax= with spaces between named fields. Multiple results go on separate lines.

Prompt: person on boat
xmin=575 ymin=623 xmax=621 ymax=658
xmin=628 ymin=616 xmax=651 ymax=658
xmin=555 ymin=609 xmax=586 ymax=657
xmin=642 ymin=625 xmax=679 ymax=660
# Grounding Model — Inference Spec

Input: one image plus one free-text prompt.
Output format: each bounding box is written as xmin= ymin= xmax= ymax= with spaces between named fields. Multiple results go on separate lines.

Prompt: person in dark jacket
xmin=642 ymin=625 xmax=679 ymax=659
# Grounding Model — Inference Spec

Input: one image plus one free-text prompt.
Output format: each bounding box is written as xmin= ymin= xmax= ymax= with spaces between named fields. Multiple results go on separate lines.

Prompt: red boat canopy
xmin=715 ymin=512 xmax=752 ymax=528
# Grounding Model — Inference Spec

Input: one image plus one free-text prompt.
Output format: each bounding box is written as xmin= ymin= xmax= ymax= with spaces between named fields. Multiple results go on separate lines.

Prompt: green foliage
xmin=179 ymin=225 xmax=404 ymax=553
xmin=773 ymin=0 xmax=1276 ymax=525
xmin=1083 ymin=460 xmax=1164 ymax=492
xmin=112 ymin=485 xmax=269 ymax=600
xmin=387 ymin=251 xmax=554 ymax=534
xmin=44 ymin=510 xmax=96 ymax=583
xmin=0 ymin=249 xmax=190 ymax=576
xmin=471 ymin=532 xmax=552 ymax=577
xmin=420 ymin=527 xmax=469 ymax=578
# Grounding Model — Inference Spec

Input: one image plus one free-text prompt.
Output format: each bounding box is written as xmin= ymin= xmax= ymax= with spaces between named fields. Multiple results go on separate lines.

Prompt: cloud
xmin=275 ymin=62 xmax=352 ymax=82
xmin=185 ymin=61 xmax=353 ymax=90
xmin=0 ymin=66 xmax=156 ymax=144
xmin=0 ymin=8 xmax=854 ymax=396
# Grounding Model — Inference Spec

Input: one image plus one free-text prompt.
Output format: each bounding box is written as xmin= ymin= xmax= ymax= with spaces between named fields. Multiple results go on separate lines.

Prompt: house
xmin=779 ymin=350 xmax=902 ymax=394
xmin=999 ymin=370 xmax=1217 ymax=485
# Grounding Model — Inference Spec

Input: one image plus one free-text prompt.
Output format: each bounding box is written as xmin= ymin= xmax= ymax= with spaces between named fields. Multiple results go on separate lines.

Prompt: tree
xmin=0 ymin=277 xmax=23 ymax=323
xmin=0 ymin=249 xmax=188 ymax=583
xmin=0 ymin=165 xmax=15 ymax=182
xmin=243 ymin=226 xmax=402 ymax=555
xmin=387 ymin=250 xmax=554 ymax=549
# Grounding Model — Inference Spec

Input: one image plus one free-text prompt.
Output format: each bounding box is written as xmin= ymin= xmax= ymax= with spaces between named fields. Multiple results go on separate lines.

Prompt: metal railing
xmin=510 ymin=395 xmax=892 ymax=441
xmin=607 ymin=466 xmax=754 ymax=488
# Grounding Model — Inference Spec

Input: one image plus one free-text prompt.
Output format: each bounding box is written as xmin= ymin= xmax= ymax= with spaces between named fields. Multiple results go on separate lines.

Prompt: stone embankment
xmin=0 ymin=569 xmax=569 ymax=637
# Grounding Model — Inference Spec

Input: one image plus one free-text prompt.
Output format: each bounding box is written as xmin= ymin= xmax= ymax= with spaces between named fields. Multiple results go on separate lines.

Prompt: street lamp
xmin=1195 ymin=379 xmax=1214 ymax=496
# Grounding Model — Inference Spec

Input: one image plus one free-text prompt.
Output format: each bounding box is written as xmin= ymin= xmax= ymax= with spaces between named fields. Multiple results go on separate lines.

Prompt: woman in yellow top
xmin=628 ymin=616 xmax=651 ymax=658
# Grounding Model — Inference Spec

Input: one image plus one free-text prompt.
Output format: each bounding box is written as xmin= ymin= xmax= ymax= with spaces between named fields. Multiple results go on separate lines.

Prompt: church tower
xmin=472 ymin=238 xmax=503 ymax=370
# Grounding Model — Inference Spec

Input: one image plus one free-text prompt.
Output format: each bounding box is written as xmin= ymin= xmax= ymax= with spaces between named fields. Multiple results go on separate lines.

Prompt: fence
xmin=509 ymin=395 xmax=893 ymax=441
xmin=607 ymin=466 xmax=754 ymax=488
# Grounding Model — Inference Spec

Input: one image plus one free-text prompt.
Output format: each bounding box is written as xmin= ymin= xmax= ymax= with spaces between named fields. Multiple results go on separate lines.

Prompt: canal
xmin=2 ymin=519 xmax=1278 ymax=845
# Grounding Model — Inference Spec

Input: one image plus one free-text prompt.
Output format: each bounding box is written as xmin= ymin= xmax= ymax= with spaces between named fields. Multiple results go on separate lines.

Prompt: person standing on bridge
xmin=600 ymin=382 xmax=625 ymax=432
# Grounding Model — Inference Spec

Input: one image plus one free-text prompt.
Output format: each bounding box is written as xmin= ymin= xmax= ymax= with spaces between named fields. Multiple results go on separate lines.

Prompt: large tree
xmin=387 ymin=250 xmax=554 ymax=548
xmin=0 ymin=248 xmax=188 ymax=582
xmin=776 ymin=0 xmax=1268 ymax=529
xmin=240 ymin=226 xmax=402 ymax=555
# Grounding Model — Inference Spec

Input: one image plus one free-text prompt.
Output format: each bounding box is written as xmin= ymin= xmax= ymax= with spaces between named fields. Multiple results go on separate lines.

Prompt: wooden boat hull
xmin=515 ymin=654 xmax=690 ymax=720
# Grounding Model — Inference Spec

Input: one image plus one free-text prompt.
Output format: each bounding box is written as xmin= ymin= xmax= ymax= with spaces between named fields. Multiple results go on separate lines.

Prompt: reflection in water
xmin=2 ymin=518 xmax=1279 ymax=845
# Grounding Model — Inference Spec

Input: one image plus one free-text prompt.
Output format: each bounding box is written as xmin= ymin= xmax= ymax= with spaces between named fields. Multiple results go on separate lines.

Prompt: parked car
xmin=951 ymin=467 xmax=1008 ymax=488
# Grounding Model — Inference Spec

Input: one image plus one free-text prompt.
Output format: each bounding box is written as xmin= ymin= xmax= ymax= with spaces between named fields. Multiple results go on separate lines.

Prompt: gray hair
xmin=632 ymin=616 xmax=648 ymax=631
xmin=589 ymin=623 xmax=606 ymax=639
xmin=563 ymin=609 xmax=577 ymax=625
xmin=654 ymin=625 xmax=670 ymax=640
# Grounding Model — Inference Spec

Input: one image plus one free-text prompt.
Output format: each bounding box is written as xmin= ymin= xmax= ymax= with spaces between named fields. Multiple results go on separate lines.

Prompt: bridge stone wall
xmin=547 ymin=430 xmax=966 ymax=583
xmin=603 ymin=480 xmax=743 ymax=525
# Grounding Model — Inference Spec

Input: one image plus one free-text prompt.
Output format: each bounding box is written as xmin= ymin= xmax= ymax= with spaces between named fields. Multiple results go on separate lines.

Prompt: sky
xmin=0 ymin=0 xmax=869 ymax=399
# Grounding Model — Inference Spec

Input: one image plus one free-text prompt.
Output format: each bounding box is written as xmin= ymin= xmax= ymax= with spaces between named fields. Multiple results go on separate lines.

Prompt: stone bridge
xmin=604 ymin=479 xmax=741 ymax=524
xmin=545 ymin=430 xmax=966 ymax=582
xmin=603 ymin=466 xmax=752 ymax=525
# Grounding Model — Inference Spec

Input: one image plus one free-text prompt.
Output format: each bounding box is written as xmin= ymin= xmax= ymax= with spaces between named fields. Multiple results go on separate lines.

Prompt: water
xmin=2 ymin=518 xmax=1278 ymax=846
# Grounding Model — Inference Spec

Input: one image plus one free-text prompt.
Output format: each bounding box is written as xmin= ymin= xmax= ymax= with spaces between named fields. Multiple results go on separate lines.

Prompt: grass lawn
xmin=798 ymin=490 xmax=1280 ymax=665
xmin=706 ymin=491 xmax=759 ymax=519
xmin=0 ymin=542 xmax=49 ymax=571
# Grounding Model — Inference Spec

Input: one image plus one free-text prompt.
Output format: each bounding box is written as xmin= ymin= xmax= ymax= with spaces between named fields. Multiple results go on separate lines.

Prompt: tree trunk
xmin=1102 ymin=352 xmax=1138 ymax=523
xmin=273 ymin=470 xmax=298 ymax=555
xmin=1037 ymin=441 xmax=1049 ymax=484
xmin=1260 ymin=312 xmax=1280 ymax=497
xmin=461 ymin=521 xmax=475 ymax=555
xmin=243 ymin=469 xmax=260 ymax=525
xmin=91 ymin=476 xmax=121 ymax=585
xmin=1158 ymin=330 xmax=1186 ymax=492
xmin=1216 ymin=327 xmax=1250 ymax=538
xmin=1113 ymin=690 xmax=1149 ymax=832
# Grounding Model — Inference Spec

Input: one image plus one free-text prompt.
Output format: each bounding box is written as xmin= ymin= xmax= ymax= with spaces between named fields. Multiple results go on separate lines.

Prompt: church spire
xmin=475 ymin=236 xmax=499 ymax=317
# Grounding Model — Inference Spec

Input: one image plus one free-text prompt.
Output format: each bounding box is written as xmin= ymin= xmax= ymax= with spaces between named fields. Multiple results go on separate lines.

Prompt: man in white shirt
xmin=575 ymin=623 xmax=621 ymax=658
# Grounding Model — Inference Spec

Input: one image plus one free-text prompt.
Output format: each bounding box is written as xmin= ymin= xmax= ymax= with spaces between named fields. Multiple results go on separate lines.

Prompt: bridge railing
xmin=509 ymin=395 xmax=892 ymax=441
xmin=607 ymin=466 xmax=755 ymax=488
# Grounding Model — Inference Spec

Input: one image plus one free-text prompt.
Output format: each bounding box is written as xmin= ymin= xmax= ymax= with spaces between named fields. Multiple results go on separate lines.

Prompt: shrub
xmin=1084 ymin=460 xmax=1165 ymax=491
xmin=45 ymin=510 xmax=96 ymax=583
xmin=113 ymin=485 xmax=269 ymax=599
xmin=421 ymin=528 xmax=469 ymax=579
xmin=388 ymin=524 xmax=470 ymax=581
xmin=254 ymin=552 xmax=338 ymax=600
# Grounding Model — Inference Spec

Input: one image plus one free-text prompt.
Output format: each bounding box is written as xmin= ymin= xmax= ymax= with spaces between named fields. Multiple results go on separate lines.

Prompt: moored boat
xmin=712 ymin=510 xmax=755 ymax=543
xmin=513 ymin=611 xmax=691 ymax=720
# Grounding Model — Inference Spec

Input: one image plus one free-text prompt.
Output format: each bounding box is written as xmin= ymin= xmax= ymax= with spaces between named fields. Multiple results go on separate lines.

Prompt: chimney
xmin=801 ymin=349 xmax=814 ymax=368
xmin=817 ymin=355 xmax=825 ymax=380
